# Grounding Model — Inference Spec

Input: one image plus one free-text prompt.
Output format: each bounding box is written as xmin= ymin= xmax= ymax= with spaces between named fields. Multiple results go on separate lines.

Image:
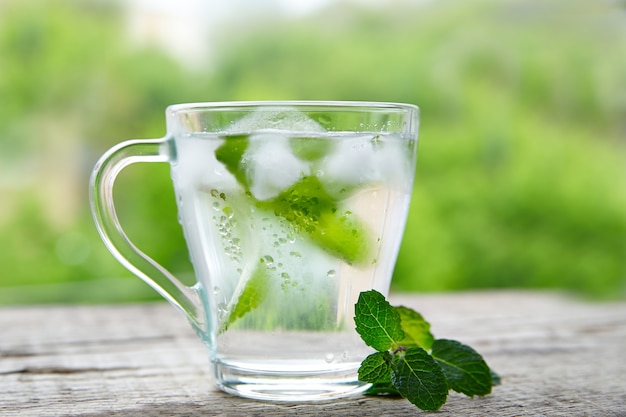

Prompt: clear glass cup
xmin=90 ymin=101 xmax=419 ymax=401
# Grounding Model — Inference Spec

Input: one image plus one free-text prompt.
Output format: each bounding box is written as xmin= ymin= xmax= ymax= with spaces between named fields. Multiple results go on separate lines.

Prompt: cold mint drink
xmin=91 ymin=102 xmax=418 ymax=402
xmin=172 ymin=125 xmax=415 ymax=398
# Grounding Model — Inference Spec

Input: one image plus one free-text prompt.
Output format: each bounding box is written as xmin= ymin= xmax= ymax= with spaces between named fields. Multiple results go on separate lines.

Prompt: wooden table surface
xmin=1 ymin=291 xmax=625 ymax=416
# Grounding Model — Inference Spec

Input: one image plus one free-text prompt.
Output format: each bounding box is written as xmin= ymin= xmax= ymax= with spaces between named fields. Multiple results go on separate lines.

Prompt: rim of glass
xmin=167 ymin=100 xmax=418 ymax=114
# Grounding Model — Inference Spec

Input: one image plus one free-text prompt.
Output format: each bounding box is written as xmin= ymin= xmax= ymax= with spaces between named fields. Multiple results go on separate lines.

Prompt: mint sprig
xmin=355 ymin=290 xmax=498 ymax=411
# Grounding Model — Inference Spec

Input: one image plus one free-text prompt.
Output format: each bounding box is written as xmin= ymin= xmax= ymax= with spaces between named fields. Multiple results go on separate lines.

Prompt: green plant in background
xmin=0 ymin=0 xmax=624 ymax=303
xmin=206 ymin=0 xmax=626 ymax=298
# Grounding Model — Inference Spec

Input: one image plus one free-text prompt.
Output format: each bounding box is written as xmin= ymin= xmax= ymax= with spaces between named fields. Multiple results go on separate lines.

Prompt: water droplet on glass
xmin=327 ymin=269 xmax=336 ymax=278
xmin=217 ymin=302 xmax=228 ymax=319
xmin=213 ymin=286 xmax=220 ymax=295
xmin=261 ymin=255 xmax=274 ymax=265
xmin=222 ymin=206 xmax=234 ymax=218
xmin=324 ymin=353 xmax=335 ymax=363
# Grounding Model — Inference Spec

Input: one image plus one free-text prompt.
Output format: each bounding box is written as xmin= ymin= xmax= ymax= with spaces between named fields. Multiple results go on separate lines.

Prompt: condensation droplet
xmin=222 ymin=206 xmax=234 ymax=218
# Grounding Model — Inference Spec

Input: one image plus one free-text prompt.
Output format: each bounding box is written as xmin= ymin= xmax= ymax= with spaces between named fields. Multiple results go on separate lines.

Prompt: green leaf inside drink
xmin=214 ymin=134 xmax=250 ymax=189
xmin=215 ymin=135 xmax=372 ymax=265
xmin=260 ymin=176 xmax=372 ymax=265
xmin=289 ymin=136 xmax=333 ymax=161
xmin=223 ymin=260 xmax=270 ymax=331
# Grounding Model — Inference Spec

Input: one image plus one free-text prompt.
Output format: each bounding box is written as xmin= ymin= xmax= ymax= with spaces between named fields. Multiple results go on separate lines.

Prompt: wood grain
xmin=1 ymin=291 xmax=625 ymax=416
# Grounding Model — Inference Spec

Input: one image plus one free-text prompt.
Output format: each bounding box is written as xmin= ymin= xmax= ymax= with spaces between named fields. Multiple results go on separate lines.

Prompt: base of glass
xmin=212 ymin=361 xmax=370 ymax=402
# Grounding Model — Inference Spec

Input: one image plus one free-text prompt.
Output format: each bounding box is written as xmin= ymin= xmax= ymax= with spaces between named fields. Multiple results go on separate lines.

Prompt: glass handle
xmin=89 ymin=138 xmax=205 ymax=334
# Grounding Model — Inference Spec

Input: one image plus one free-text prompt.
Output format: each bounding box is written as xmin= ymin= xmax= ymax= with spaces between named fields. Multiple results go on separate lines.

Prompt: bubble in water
xmin=324 ymin=353 xmax=335 ymax=363
xmin=342 ymin=351 xmax=349 ymax=361
xmin=213 ymin=286 xmax=220 ymax=295
xmin=261 ymin=255 xmax=274 ymax=265
xmin=217 ymin=302 xmax=228 ymax=320
xmin=289 ymin=251 xmax=302 ymax=258
xmin=327 ymin=269 xmax=336 ymax=278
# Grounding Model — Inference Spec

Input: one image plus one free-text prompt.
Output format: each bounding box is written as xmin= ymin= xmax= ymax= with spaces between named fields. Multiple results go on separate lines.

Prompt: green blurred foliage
xmin=0 ymin=0 xmax=624 ymax=304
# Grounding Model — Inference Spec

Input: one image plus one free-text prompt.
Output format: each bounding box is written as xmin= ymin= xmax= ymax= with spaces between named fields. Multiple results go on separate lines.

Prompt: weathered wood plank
xmin=1 ymin=291 xmax=625 ymax=416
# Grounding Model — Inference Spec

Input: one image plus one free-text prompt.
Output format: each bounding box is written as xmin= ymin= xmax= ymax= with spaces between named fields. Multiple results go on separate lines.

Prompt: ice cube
xmin=321 ymin=134 xmax=409 ymax=191
xmin=243 ymin=132 xmax=310 ymax=201
xmin=226 ymin=107 xmax=326 ymax=134
xmin=321 ymin=135 xmax=379 ymax=187
xmin=372 ymin=138 xmax=411 ymax=186
xmin=173 ymin=137 xmax=237 ymax=192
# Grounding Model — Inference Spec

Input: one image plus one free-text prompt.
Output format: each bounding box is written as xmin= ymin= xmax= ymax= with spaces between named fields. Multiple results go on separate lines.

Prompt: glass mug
xmin=90 ymin=101 xmax=419 ymax=401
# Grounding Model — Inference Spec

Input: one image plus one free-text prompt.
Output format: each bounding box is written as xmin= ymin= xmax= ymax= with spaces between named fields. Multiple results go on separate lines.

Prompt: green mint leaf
xmin=491 ymin=370 xmax=501 ymax=386
xmin=391 ymin=347 xmax=448 ymax=411
xmin=224 ymin=261 xmax=270 ymax=329
xmin=358 ymin=352 xmax=392 ymax=383
xmin=215 ymin=135 xmax=250 ymax=189
xmin=215 ymin=135 xmax=373 ymax=265
xmin=261 ymin=176 xmax=372 ymax=265
xmin=432 ymin=339 xmax=493 ymax=397
xmin=354 ymin=290 xmax=404 ymax=352
xmin=395 ymin=305 xmax=435 ymax=350
xmin=289 ymin=136 xmax=332 ymax=161
xmin=363 ymin=381 xmax=402 ymax=397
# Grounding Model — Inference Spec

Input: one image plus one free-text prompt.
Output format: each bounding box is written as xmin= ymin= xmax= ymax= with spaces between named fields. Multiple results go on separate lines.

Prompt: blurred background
xmin=0 ymin=0 xmax=624 ymax=304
